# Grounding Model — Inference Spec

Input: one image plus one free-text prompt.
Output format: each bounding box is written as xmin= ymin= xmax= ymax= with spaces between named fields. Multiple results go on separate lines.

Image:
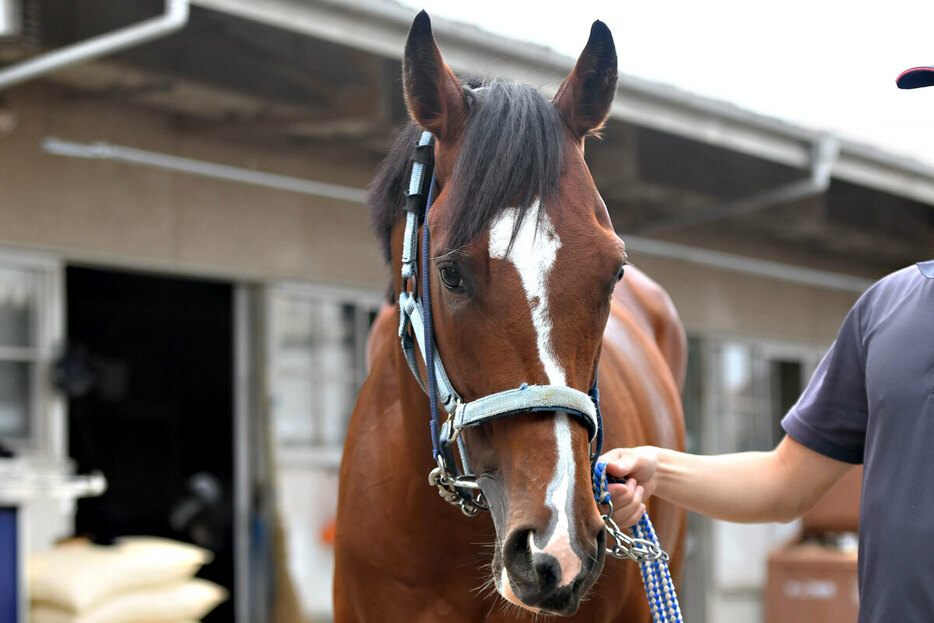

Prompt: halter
xmin=398 ymin=131 xmax=599 ymax=515
xmin=397 ymin=131 xmax=682 ymax=622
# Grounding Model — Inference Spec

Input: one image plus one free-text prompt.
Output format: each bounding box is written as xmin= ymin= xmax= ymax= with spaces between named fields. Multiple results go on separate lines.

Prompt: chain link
xmin=427 ymin=454 xmax=487 ymax=517
xmin=600 ymin=499 xmax=669 ymax=563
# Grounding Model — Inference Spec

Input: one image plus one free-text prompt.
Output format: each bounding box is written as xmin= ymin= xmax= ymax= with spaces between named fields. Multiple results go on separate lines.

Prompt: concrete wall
xmin=0 ymin=83 xmax=389 ymax=290
xmin=634 ymin=255 xmax=859 ymax=347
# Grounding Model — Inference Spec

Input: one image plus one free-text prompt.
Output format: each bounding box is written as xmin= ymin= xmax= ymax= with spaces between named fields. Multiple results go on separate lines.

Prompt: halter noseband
xmin=397 ymin=131 xmax=602 ymax=516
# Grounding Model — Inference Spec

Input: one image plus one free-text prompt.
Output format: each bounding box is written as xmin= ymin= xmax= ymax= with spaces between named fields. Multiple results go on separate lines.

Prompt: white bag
xmin=31 ymin=578 xmax=227 ymax=623
xmin=28 ymin=537 xmax=213 ymax=614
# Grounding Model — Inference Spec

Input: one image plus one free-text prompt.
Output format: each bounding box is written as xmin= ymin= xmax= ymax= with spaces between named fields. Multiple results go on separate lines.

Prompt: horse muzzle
xmin=496 ymin=523 xmax=606 ymax=616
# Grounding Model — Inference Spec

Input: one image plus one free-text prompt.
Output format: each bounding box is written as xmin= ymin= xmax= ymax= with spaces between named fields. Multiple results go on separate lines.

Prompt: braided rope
xmin=634 ymin=513 xmax=682 ymax=623
xmin=593 ymin=462 xmax=683 ymax=623
xmin=593 ymin=464 xmax=612 ymax=505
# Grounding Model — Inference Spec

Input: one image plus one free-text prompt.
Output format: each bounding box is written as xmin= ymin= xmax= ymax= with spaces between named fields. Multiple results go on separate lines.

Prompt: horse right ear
xmin=403 ymin=11 xmax=468 ymax=140
xmin=553 ymin=20 xmax=618 ymax=140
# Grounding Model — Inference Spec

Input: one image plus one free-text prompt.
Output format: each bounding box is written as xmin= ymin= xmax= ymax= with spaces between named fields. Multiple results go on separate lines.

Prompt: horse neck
xmin=368 ymin=300 xmax=436 ymax=462
xmin=393 ymin=347 xmax=436 ymax=456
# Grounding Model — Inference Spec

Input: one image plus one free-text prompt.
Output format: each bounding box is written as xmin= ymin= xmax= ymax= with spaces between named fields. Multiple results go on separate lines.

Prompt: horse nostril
xmin=503 ymin=529 xmax=563 ymax=593
xmin=531 ymin=551 xmax=561 ymax=593
xmin=503 ymin=528 xmax=535 ymax=585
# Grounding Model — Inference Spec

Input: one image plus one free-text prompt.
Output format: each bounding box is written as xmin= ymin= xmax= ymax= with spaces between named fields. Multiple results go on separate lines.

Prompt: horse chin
xmin=493 ymin=570 xmax=582 ymax=617
xmin=493 ymin=562 xmax=553 ymax=616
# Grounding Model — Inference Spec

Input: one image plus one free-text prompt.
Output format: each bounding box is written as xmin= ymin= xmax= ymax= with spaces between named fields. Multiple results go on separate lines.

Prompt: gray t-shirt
xmin=782 ymin=260 xmax=934 ymax=622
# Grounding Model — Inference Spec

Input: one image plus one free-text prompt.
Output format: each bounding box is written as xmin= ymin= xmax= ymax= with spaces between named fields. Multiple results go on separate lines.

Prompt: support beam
xmin=0 ymin=0 xmax=20 ymax=38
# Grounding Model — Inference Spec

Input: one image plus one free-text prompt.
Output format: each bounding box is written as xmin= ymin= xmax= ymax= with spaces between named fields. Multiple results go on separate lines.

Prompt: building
xmin=0 ymin=1 xmax=931 ymax=621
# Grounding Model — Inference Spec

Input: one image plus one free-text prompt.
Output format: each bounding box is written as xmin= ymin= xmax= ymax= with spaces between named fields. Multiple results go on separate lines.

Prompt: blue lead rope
xmin=590 ymin=368 xmax=681 ymax=622
xmin=593 ymin=461 xmax=683 ymax=623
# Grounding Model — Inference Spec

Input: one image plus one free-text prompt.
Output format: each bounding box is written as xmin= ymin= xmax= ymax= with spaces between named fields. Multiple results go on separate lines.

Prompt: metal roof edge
xmin=194 ymin=0 xmax=934 ymax=206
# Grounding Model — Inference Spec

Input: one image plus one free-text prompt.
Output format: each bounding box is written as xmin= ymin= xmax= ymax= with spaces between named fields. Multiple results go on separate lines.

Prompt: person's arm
xmin=602 ymin=435 xmax=854 ymax=526
xmin=605 ymin=283 xmax=875 ymax=527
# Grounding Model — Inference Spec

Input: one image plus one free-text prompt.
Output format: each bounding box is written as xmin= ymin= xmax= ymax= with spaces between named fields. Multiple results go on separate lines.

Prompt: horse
xmin=334 ymin=11 xmax=686 ymax=620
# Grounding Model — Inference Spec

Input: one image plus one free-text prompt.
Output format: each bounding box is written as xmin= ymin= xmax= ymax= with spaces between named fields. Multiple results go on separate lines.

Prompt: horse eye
xmin=615 ymin=266 xmax=626 ymax=283
xmin=439 ymin=266 xmax=463 ymax=290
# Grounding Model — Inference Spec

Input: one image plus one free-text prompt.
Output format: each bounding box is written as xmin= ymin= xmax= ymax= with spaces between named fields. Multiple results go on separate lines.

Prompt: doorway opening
xmin=66 ymin=266 xmax=234 ymax=622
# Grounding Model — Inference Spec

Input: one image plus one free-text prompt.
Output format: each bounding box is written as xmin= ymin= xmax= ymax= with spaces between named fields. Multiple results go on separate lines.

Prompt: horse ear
xmin=403 ymin=11 xmax=468 ymax=140
xmin=553 ymin=20 xmax=618 ymax=140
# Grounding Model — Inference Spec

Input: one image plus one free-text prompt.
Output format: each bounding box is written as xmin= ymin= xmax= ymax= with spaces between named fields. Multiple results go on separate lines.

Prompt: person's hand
xmin=598 ymin=446 xmax=660 ymax=527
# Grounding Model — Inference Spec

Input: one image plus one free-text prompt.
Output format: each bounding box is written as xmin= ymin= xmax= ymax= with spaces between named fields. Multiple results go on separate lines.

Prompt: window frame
xmin=0 ymin=249 xmax=64 ymax=458
xmin=265 ymin=281 xmax=384 ymax=469
xmin=691 ymin=333 xmax=825 ymax=455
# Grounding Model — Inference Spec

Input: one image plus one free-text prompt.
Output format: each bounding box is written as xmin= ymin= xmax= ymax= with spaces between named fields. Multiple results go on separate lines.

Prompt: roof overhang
xmin=194 ymin=0 xmax=934 ymax=208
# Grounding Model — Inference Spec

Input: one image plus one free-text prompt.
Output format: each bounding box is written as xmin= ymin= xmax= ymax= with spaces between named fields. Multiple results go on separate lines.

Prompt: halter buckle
xmin=445 ymin=400 xmax=466 ymax=442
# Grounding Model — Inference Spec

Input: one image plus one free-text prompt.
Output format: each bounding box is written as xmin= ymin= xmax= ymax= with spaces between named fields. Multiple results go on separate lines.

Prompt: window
xmin=691 ymin=338 xmax=823 ymax=455
xmin=267 ymin=284 xmax=382 ymax=465
xmin=0 ymin=268 xmax=37 ymax=439
xmin=0 ymin=255 xmax=62 ymax=455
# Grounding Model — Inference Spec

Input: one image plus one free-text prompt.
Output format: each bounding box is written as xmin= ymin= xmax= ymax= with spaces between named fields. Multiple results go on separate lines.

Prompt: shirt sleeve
xmin=781 ymin=302 xmax=868 ymax=464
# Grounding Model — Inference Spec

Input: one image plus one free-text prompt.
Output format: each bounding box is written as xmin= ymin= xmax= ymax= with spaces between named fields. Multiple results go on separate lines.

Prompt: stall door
xmin=66 ymin=266 xmax=234 ymax=623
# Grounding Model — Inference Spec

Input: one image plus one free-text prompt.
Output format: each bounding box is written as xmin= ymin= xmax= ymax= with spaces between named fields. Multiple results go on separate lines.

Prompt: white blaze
xmin=488 ymin=202 xmax=563 ymax=386
xmin=489 ymin=202 xmax=582 ymax=589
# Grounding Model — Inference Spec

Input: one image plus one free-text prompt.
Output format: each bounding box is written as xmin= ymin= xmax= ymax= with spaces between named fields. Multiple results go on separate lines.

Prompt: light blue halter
xmin=397 ymin=130 xmax=682 ymax=622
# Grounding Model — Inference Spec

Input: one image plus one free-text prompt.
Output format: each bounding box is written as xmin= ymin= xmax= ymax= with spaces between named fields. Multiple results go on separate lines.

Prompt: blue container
xmin=0 ymin=508 xmax=17 ymax=623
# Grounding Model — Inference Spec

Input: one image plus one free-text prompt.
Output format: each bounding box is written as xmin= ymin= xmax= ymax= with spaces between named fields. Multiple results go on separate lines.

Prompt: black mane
xmin=368 ymin=79 xmax=565 ymax=262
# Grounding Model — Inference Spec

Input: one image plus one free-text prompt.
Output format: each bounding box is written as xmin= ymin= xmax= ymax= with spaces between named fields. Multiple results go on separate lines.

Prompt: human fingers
xmin=609 ymin=480 xmax=644 ymax=526
xmin=621 ymin=503 xmax=646 ymax=529
xmin=601 ymin=447 xmax=657 ymax=484
xmin=600 ymin=448 xmax=637 ymax=478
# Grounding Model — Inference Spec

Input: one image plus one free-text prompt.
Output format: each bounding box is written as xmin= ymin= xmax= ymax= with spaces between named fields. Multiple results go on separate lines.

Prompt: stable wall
xmin=0 ymin=83 xmax=388 ymax=290
xmin=636 ymin=255 xmax=860 ymax=346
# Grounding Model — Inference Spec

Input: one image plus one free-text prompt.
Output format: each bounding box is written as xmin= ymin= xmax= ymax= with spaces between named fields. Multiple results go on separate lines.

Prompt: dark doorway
xmin=66 ymin=266 xmax=234 ymax=623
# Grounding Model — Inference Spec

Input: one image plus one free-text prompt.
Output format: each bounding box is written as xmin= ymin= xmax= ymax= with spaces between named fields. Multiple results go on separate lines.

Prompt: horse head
xmin=396 ymin=12 xmax=625 ymax=616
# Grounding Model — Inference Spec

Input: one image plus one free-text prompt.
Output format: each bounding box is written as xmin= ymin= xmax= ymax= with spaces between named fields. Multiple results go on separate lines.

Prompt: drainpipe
xmin=634 ymin=135 xmax=840 ymax=235
xmin=0 ymin=0 xmax=189 ymax=90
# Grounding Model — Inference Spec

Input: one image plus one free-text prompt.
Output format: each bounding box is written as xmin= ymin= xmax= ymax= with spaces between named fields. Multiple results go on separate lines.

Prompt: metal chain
xmin=600 ymin=499 xmax=669 ymax=563
xmin=427 ymin=454 xmax=486 ymax=517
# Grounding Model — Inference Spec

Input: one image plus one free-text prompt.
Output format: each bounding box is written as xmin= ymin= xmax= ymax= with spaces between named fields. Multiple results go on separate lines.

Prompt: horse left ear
xmin=553 ymin=20 xmax=618 ymax=140
xmin=403 ymin=11 xmax=468 ymax=140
